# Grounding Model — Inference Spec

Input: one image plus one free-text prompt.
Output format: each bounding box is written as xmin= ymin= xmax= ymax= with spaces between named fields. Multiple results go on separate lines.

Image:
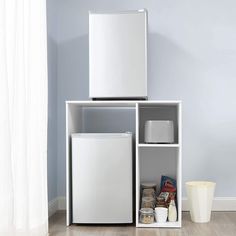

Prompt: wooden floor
xmin=49 ymin=211 xmax=236 ymax=236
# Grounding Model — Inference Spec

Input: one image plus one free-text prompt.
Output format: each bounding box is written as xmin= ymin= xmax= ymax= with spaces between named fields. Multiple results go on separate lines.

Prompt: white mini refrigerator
xmin=89 ymin=10 xmax=147 ymax=99
xmin=71 ymin=133 xmax=133 ymax=223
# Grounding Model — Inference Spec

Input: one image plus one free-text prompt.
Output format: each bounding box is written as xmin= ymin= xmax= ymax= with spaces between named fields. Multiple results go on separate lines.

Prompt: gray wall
xmin=48 ymin=0 xmax=236 ymax=200
xmin=47 ymin=0 xmax=58 ymax=201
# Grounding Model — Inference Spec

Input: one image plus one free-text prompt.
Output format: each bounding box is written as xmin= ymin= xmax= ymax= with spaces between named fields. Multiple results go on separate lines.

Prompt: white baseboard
xmin=49 ymin=197 xmax=236 ymax=217
xmin=182 ymin=197 xmax=236 ymax=211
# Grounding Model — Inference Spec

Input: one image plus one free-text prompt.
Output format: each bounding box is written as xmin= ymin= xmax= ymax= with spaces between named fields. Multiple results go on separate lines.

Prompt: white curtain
xmin=0 ymin=0 xmax=48 ymax=235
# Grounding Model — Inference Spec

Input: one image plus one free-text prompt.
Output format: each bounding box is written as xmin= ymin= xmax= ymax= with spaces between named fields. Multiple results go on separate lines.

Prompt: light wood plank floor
xmin=49 ymin=211 xmax=236 ymax=236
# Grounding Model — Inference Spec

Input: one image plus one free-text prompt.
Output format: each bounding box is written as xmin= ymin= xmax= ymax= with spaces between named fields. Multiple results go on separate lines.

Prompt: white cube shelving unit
xmin=66 ymin=100 xmax=182 ymax=228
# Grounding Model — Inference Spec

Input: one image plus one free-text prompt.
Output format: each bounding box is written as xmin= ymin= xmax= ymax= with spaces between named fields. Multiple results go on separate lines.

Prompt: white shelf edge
xmin=65 ymin=100 xmax=181 ymax=104
xmin=137 ymin=221 xmax=181 ymax=228
xmin=65 ymin=100 xmax=181 ymax=109
xmin=138 ymin=143 xmax=179 ymax=148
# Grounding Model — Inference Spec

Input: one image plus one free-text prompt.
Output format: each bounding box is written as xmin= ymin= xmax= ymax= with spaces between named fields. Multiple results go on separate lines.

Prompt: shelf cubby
xmin=137 ymin=147 xmax=181 ymax=227
xmin=138 ymin=103 xmax=179 ymax=144
xmin=139 ymin=147 xmax=178 ymax=187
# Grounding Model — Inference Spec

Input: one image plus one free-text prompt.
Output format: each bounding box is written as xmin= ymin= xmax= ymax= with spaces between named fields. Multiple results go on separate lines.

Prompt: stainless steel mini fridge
xmin=71 ymin=133 xmax=133 ymax=223
xmin=89 ymin=10 xmax=147 ymax=99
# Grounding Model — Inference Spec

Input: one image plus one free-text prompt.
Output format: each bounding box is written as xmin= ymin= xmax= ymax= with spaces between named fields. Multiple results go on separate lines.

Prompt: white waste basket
xmin=186 ymin=181 xmax=216 ymax=223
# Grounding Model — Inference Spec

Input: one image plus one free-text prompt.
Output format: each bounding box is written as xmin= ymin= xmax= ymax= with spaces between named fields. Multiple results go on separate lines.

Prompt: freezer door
xmin=72 ymin=133 xmax=133 ymax=223
xmin=89 ymin=10 xmax=147 ymax=98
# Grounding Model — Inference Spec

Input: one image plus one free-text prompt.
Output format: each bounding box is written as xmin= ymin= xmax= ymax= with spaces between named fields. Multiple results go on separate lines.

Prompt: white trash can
xmin=186 ymin=181 xmax=216 ymax=223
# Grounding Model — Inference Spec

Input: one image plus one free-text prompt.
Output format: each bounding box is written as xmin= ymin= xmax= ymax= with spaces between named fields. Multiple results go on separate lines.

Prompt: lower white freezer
xmin=72 ymin=133 xmax=133 ymax=223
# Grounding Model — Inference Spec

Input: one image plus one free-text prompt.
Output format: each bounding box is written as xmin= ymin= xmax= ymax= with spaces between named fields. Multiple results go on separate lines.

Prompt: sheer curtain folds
xmin=0 ymin=0 xmax=48 ymax=235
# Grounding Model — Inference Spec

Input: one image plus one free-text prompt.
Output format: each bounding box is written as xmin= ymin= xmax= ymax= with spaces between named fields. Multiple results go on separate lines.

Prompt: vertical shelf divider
xmin=177 ymin=102 xmax=182 ymax=227
xmin=135 ymin=102 xmax=140 ymax=227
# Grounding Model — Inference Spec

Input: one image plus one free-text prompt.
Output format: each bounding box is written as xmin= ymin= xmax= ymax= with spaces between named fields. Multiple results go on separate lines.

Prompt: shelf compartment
xmin=139 ymin=147 xmax=178 ymax=187
xmin=138 ymin=103 xmax=179 ymax=144
xmin=82 ymin=107 xmax=136 ymax=134
xmin=66 ymin=102 xmax=137 ymax=226
xmin=137 ymin=147 xmax=181 ymax=228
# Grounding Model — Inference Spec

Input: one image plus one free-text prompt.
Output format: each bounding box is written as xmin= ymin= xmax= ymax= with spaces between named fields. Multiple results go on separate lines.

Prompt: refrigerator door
xmin=89 ymin=10 xmax=147 ymax=99
xmin=72 ymin=133 xmax=133 ymax=223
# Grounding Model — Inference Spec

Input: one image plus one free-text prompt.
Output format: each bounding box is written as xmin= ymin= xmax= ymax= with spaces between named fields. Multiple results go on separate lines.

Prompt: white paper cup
xmin=155 ymin=207 xmax=168 ymax=223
